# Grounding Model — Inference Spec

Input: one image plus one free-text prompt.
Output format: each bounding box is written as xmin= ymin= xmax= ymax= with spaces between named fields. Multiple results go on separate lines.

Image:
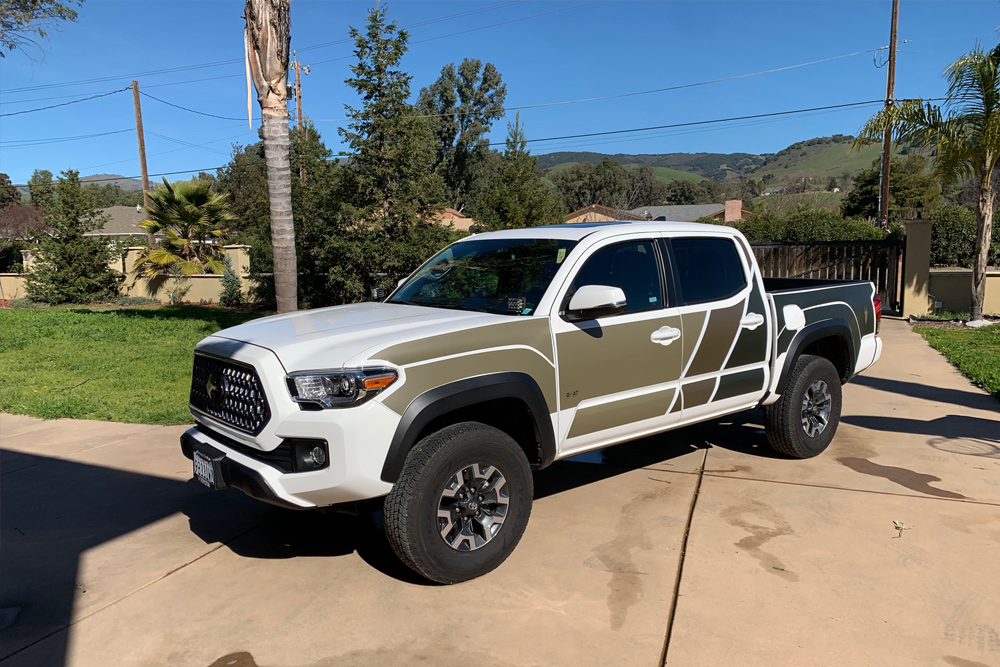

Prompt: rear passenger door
xmin=663 ymin=235 xmax=771 ymax=422
xmin=551 ymin=236 xmax=684 ymax=454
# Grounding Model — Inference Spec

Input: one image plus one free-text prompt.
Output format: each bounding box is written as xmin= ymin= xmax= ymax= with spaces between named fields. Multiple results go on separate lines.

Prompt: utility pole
xmin=131 ymin=80 xmax=155 ymax=248
xmin=878 ymin=0 xmax=900 ymax=228
xmin=291 ymin=57 xmax=309 ymax=184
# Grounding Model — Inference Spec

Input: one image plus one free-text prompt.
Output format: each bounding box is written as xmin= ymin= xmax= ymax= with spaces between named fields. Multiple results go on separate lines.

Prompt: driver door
xmin=550 ymin=236 xmax=685 ymax=455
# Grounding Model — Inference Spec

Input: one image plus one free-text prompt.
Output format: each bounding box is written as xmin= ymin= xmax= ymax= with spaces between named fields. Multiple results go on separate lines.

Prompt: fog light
xmin=309 ymin=446 xmax=327 ymax=466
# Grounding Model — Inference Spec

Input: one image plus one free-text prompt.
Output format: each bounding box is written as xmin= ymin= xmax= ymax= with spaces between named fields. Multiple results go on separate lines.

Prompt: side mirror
xmin=397 ymin=277 xmax=407 ymax=287
xmin=565 ymin=285 xmax=627 ymax=321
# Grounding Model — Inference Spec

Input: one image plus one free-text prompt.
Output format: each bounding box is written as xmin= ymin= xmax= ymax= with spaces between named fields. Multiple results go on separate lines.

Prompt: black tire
xmin=383 ymin=422 xmax=533 ymax=584
xmin=764 ymin=354 xmax=842 ymax=459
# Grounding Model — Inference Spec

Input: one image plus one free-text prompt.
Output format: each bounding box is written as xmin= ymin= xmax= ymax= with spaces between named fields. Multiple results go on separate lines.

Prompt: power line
xmin=147 ymin=131 xmax=233 ymax=156
xmin=0 ymin=0 xmax=537 ymax=95
xmin=0 ymin=128 xmax=135 ymax=148
xmin=82 ymin=168 xmax=227 ymax=184
xmin=0 ymin=87 xmax=131 ymax=117
xmin=488 ymin=100 xmax=886 ymax=147
xmin=312 ymin=46 xmax=889 ymax=123
xmin=139 ymin=90 xmax=257 ymax=121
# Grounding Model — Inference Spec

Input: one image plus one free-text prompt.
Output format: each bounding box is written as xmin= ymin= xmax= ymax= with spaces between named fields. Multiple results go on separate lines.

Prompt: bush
xmin=705 ymin=208 xmax=890 ymax=243
xmin=218 ymin=256 xmax=243 ymax=307
xmin=8 ymin=297 xmax=42 ymax=309
xmin=0 ymin=241 xmax=30 ymax=273
xmin=929 ymin=204 xmax=1000 ymax=267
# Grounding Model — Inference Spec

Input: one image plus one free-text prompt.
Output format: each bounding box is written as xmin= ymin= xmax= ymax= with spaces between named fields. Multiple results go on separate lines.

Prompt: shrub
xmin=25 ymin=170 xmax=122 ymax=304
xmin=929 ymin=204 xmax=1000 ymax=267
xmin=0 ymin=241 xmax=30 ymax=273
xmin=710 ymin=208 xmax=890 ymax=243
xmin=8 ymin=297 xmax=42 ymax=309
xmin=218 ymin=255 xmax=243 ymax=307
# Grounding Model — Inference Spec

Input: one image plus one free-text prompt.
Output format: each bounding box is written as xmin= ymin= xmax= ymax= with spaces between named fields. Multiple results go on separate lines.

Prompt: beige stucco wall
xmin=0 ymin=274 xmax=26 ymax=301
xmin=5 ymin=245 xmax=254 ymax=305
xmin=928 ymin=270 xmax=1000 ymax=316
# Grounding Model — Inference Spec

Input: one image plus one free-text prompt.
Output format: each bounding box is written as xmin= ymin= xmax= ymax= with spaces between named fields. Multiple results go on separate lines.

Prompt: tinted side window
xmin=572 ymin=241 xmax=663 ymax=314
xmin=670 ymin=238 xmax=747 ymax=304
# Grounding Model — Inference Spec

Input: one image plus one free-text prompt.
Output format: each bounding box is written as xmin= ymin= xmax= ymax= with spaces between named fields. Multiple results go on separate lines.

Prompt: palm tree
xmin=244 ymin=0 xmax=297 ymax=313
xmin=854 ymin=43 xmax=1000 ymax=323
xmin=131 ymin=179 xmax=232 ymax=278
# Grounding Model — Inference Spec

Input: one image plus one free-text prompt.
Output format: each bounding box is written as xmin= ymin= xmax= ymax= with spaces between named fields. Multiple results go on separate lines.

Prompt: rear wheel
xmin=384 ymin=422 xmax=533 ymax=584
xmin=764 ymin=354 xmax=842 ymax=458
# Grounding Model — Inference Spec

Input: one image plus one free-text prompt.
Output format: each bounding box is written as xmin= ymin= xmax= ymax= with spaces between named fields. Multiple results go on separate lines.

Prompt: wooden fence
xmin=751 ymin=240 xmax=904 ymax=310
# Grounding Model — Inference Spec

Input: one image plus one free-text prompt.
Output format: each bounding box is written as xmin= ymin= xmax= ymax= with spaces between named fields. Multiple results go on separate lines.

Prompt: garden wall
xmin=4 ymin=245 xmax=253 ymax=305
xmin=928 ymin=270 xmax=1000 ymax=316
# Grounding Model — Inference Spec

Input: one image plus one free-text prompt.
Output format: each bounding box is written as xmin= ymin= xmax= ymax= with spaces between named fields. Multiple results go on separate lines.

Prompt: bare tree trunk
xmin=263 ymin=110 xmax=298 ymax=313
xmin=971 ymin=169 xmax=994 ymax=321
xmin=245 ymin=0 xmax=297 ymax=313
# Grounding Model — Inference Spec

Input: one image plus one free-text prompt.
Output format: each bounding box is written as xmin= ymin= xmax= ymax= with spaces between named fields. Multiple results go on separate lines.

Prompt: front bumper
xmin=181 ymin=431 xmax=303 ymax=510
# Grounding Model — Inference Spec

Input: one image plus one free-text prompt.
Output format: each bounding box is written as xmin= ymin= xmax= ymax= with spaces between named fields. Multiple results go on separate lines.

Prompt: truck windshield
xmin=388 ymin=238 xmax=577 ymax=316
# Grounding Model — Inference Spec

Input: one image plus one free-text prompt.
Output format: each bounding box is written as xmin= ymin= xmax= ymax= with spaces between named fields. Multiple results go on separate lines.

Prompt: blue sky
xmin=0 ymin=0 xmax=997 ymax=184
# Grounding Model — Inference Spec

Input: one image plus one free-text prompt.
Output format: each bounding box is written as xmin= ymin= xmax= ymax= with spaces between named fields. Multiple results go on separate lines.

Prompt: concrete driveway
xmin=1 ymin=318 xmax=998 ymax=667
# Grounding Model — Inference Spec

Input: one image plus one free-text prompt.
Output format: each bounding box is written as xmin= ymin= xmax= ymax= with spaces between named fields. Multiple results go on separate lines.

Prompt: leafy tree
xmin=474 ymin=113 xmax=562 ymax=231
xmin=27 ymin=169 xmax=55 ymax=212
xmin=666 ymin=179 xmax=703 ymax=205
xmin=218 ymin=255 xmax=244 ymax=307
xmin=244 ymin=0 xmax=297 ymax=313
xmin=854 ymin=42 xmax=1000 ymax=321
xmin=590 ymin=157 xmax=630 ymax=209
xmin=929 ymin=203 xmax=1000 ymax=268
xmin=130 ymin=179 xmax=232 ymax=278
xmin=0 ymin=173 xmax=20 ymax=208
xmin=551 ymin=162 xmax=596 ymax=210
xmin=0 ymin=0 xmax=81 ymax=57
xmin=83 ymin=183 xmax=143 ymax=208
xmin=626 ymin=165 xmax=669 ymax=208
xmin=25 ymin=170 xmax=121 ymax=304
xmin=840 ymin=155 xmax=942 ymax=220
xmin=418 ymin=58 xmax=506 ymax=212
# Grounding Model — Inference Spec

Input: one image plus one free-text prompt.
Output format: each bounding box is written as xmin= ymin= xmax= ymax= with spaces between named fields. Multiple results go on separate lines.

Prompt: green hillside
xmin=544 ymin=161 xmax=704 ymax=184
xmin=751 ymin=136 xmax=905 ymax=184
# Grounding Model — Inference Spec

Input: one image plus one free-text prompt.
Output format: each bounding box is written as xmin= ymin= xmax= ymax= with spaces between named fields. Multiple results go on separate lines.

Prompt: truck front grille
xmin=190 ymin=354 xmax=271 ymax=435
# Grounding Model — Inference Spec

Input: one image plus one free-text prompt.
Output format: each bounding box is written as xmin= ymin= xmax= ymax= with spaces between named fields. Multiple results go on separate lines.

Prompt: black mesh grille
xmin=190 ymin=354 xmax=271 ymax=434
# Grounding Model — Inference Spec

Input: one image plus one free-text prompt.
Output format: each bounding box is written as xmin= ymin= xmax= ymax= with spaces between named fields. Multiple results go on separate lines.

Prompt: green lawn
xmin=0 ymin=305 xmax=267 ymax=425
xmin=915 ymin=324 xmax=1000 ymax=399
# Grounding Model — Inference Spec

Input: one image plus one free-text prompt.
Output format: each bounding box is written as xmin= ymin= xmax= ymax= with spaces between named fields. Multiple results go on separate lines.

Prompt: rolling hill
xmin=536 ymin=135 xmax=909 ymax=186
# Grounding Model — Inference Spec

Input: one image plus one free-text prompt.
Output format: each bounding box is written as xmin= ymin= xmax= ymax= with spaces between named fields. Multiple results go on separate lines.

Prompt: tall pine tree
xmin=475 ymin=113 xmax=562 ymax=230
xmin=26 ymin=170 xmax=122 ymax=304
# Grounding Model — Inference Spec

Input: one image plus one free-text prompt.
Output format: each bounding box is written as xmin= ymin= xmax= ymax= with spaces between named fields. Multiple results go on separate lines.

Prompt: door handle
xmin=741 ymin=312 xmax=765 ymax=330
xmin=650 ymin=326 xmax=681 ymax=345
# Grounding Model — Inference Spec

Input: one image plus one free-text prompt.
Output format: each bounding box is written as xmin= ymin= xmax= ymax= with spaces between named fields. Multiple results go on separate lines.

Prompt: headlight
xmin=286 ymin=368 xmax=398 ymax=408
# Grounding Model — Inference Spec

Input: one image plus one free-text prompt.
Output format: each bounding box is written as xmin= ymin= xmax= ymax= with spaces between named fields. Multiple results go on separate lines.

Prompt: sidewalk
xmin=1 ymin=318 xmax=997 ymax=667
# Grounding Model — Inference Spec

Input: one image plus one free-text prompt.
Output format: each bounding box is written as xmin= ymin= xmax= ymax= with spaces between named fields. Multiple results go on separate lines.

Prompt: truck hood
xmin=210 ymin=302 xmax=505 ymax=371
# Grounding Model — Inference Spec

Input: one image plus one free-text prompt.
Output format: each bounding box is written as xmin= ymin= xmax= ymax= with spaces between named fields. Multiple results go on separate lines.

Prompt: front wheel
xmin=764 ymin=354 xmax=843 ymax=459
xmin=384 ymin=422 xmax=533 ymax=584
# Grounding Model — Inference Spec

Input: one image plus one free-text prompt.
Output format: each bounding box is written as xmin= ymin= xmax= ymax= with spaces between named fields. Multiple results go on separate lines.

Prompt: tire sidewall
xmin=786 ymin=356 xmax=842 ymax=457
xmin=403 ymin=426 xmax=533 ymax=583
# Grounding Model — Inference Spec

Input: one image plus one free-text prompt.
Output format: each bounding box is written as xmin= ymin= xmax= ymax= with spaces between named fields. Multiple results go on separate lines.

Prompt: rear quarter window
xmin=670 ymin=237 xmax=747 ymax=305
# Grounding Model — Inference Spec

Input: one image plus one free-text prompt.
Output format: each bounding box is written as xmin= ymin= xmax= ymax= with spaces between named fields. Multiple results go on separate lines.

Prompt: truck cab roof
xmin=456 ymin=220 xmax=742 ymax=244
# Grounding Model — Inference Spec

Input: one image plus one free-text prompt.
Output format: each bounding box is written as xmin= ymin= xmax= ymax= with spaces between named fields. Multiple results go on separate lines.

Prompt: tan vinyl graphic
xmin=680 ymin=311 xmax=707 ymax=369
xmin=714 ymin=368 xmax=766 ymax=401
xmin=567 ymin=387 xmax=676 ymax=438
xmin=556 ymin=314 xmax=683 ymax=410
xmin=374 ymin=318 xmax=553 ymax=367
xmin=685 ymin=300 xmax=745 ymax=377
xmin=682 ymin=377 xmax=717 ymax=409
xmin=379 ymin=348 xmax=557 ymax=415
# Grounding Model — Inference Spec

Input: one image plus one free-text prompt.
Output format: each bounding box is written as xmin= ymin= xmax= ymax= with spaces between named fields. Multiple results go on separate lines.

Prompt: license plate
xmin=194 ymin=450 xmax=216 ymax=488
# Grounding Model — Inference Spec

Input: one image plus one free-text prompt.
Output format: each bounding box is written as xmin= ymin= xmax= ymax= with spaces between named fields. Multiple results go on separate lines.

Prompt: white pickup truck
xmin=181 ymin=221 xmax=882 ymax=583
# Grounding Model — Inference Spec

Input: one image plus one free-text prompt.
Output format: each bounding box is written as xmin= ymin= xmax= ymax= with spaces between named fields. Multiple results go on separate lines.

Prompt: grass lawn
xmin=915 ymin=324 xmax=1000 ymax=399
xmin=0 ymin=305 xmax=267 ymax=425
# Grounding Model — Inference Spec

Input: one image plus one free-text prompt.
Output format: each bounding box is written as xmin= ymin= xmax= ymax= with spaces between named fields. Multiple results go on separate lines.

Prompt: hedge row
xmin=929 ymin=205 xmax=1000 ymax=268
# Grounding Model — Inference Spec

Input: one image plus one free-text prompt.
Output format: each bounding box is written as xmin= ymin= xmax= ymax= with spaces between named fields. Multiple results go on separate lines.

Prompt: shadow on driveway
xmin=0 ymin=413 xmax=781 ymax=666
